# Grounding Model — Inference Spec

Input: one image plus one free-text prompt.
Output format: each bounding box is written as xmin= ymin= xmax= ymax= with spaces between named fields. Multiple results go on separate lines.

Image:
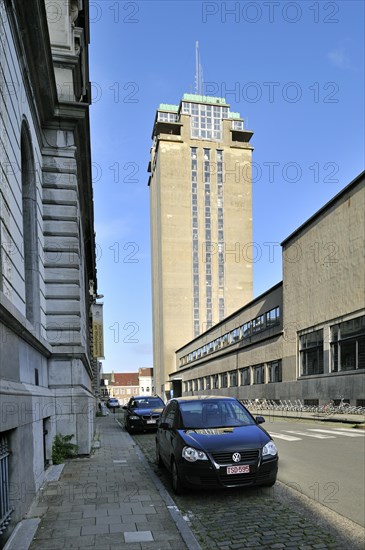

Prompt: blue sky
xmin=89 ymin=1 xmax=364 ymax=373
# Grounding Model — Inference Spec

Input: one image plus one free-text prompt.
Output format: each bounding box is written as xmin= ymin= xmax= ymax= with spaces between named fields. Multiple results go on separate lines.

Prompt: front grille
xmin=141 ymin=414 xmax=160 ymax=420
xmin=211 ymin=449 xmax=259 ymax=465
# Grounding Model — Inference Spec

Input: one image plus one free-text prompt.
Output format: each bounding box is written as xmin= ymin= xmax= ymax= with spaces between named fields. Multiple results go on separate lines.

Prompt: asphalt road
xmin=117 ymin=411 xmax=365 ymax=550
xmin=261 ymin=417 xmax=365 ymax=527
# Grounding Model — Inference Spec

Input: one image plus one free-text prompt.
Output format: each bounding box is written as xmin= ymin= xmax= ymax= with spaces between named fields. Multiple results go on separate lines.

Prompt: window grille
xmin=0 ymin=434 xmax=12 ymax=535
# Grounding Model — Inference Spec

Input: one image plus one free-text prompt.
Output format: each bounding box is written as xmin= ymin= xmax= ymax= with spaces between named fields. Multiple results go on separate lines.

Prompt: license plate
xmin=227 ymin=465 xmax=250 ymax=475
xmin=146 ymin=419 xmax=156 ymax=424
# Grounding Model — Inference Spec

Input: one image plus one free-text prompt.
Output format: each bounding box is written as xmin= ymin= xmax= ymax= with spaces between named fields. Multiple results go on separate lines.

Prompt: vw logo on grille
xmin=232 ymin=452 xmax=241 ymax=463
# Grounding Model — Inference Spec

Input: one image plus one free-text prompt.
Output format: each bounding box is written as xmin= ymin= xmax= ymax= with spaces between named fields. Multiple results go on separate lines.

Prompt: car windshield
xmin=179 ymin=400 xmax=255 ymax=429
xmin=133 ymin=398 xmax=164 ymax=408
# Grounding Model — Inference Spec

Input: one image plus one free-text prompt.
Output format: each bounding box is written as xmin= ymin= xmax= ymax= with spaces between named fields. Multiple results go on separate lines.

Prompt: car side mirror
xmin=256 ymin=416 xmax=265 ymax=424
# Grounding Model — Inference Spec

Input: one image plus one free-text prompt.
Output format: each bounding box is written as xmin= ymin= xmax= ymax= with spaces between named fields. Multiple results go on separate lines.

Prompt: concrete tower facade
xmin=148 ymin=94 xmax=254 ymax=397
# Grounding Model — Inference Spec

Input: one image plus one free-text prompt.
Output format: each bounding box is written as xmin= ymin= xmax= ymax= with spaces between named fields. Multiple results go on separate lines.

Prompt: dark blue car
xmin=123 ymin=395 xmax=165 ymax=433
xmin=156 ymin=396 xmax=278 ymax=493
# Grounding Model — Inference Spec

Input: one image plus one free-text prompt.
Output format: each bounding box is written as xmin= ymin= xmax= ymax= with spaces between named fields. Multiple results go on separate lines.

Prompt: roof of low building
xmin=102 ymin=372 xmax=139 ymax=386
xmin=139 ymin=367 xmax=153 ymax=376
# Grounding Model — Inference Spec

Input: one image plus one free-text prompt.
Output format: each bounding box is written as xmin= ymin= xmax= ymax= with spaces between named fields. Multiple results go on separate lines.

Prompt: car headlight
xmin=182 ymin=446 xmax=208 ymax=462
xmin=262 ymin=441 xmax=278 ymax=457
xmin=129 ymin=415 xmax=140 ymax=420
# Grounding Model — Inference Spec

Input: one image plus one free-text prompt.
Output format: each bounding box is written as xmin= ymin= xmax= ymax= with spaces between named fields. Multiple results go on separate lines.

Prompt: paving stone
xmin=124 ymin=530 xmax=153 ymax=542
xmin=81 ymin=524 xmax=110 ymax=535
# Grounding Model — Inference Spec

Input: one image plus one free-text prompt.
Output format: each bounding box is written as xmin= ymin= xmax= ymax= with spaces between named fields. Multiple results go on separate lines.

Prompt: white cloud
xmin=327 ymin=46 xmax=351 ymax=69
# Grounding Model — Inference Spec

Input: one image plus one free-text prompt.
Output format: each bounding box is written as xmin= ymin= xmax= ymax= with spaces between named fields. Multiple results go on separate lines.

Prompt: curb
xmin=3 ymin=519 xmax=40 ymax=550
xmin=115 ymin=417 xmax=202 ymax=550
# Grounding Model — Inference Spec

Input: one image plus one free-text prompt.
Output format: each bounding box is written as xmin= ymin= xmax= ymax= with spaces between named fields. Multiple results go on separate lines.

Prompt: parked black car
xmin=123 ymin=395 xmax=165 ymax=433
xmin=106 ymin=397 xmax=120 ymax=409
xmin=155 ymin=396 xmax=278 ymax=494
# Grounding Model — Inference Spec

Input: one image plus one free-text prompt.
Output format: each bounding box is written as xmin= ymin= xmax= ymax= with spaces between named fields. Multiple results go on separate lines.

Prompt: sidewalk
xmin=21 ymin=415 xmax=200 ymax=550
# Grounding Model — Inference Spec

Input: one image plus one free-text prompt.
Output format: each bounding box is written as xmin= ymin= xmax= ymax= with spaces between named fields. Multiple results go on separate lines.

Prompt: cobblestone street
xmin=132 ymin=426 xmax=364 ymax=550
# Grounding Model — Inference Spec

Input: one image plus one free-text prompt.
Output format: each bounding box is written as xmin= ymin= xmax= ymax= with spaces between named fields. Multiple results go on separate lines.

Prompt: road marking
xmin=270 ymin=432 xmax=302 ymax=441
xmin=284 ymin=430 xmax=335 ymax=439
xmin=307 ymin=429 xmax=363 ymax=437
xmin=308 ymin=428 xmax=357 ymax=437
xmin=332 ymin=428 xmax=365 ymax=436
xmin=308 ymin=428 xmax=363 ymax=437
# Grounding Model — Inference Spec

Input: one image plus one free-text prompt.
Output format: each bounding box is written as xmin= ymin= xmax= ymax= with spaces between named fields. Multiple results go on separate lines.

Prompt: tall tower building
xmin=148 ymin=94 xmax=254 ymax=397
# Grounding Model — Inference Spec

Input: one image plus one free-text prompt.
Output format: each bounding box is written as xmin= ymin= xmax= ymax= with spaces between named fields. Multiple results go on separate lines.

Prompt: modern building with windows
xmin=148 ymin=94 xmax=254 ymax=397
xmin=0 ymin=0 xmax=98 ymax=541
xmin=173 ymin=171 xmax=365 ymax=406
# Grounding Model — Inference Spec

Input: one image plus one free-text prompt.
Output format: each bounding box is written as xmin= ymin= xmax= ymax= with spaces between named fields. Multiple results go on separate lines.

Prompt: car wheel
xmin=171 ymin=459 xmax=185 ymax=495
xmin=125 ymin=420 xmax=134 ymax=434
xmin=156 ymin=443 xmax=163 ymax=468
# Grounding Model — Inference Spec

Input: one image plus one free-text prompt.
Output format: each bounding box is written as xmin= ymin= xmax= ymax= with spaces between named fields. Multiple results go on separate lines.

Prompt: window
xmin=230 ymin=328 xmax=240 ymax=342
xmin=157 ymin=111 xmax=178 ymax=123
xmin=184 ymin=102 xmax=226 ymax=141
xmin=300 ymin=330 xmax=324 ymax=375
xmin=221 ymin=372 xmax=228 ymax=388
xmin=229 ymin=370 xmax=238 ymax=387
xmin=212 ymin=374 xmax=219 ymax=389
xmin=266 ymin=307 xmax=280 ymax=327
xmin=160 ymin=402 xmax=178 ymax=428
xmin=191 ymin=147 xmax=200 ymax=337
xmin=222 ymin=333 xmax=229 ymax=346
xmin=205 ymin=376 xmax=211 ymax=390
xmin=199 ymin=378 xmax=204 ymax=390
xmin=240 ymin=368 xmax=250 ymax=386
xmin=241 ymin=322 xmax=251 ymax=339
xmin=252 ymin=315 xmax=265 ymax=334
xmin=232 ymin=120 xmax=244 ymax=131
xmin=253 ymin=364 xmax=265 ymax=384
xmin=331 ymin=316 xmax=365 ymax=372
xmin=268 ymin=360 xmax=282 ymax=383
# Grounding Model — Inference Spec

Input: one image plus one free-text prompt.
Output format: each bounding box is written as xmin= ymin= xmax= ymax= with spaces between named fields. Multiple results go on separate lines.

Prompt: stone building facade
xmin=174 ymin=172 xmax=365 ymax=405
xmin=0 ymin=0 xmax=97 ymax=541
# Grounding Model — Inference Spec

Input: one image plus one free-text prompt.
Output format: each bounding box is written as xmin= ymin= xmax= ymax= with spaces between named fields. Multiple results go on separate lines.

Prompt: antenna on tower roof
xmin=195 ymin=41 xmax=204 ymax=95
